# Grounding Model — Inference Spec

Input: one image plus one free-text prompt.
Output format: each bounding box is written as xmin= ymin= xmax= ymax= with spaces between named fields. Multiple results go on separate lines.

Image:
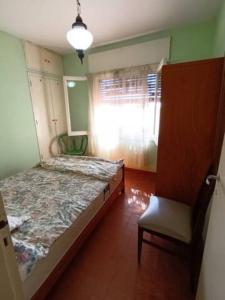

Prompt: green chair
xmin=58 ymin=133 xmax=88 ymax=156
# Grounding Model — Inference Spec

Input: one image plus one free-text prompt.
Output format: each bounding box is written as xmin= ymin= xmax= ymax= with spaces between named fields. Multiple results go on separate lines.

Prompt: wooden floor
xmin=46 ymin=170 xmax=194 ymax=300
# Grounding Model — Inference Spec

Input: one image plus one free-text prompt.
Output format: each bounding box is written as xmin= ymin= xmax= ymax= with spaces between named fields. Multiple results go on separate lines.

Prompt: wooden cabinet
xmin=40 ymin=48 xmax=63 ymax=76
xmin=49 ymin=79 xmax=67 ymax=135
xmin=24 ymin=41 xmax=66 ymax=160
xmin=24 ymin=41 xmax=63 ymax=76
xmin=29 ymin=74 xmax=66 ymax=160
xmin=156 ymin=58 xmax=224 ymax=206
xmin=24 ymin=42 xmax=42 ymax=72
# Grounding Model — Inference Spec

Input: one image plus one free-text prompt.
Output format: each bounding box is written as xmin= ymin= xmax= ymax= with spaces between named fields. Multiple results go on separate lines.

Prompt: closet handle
xmin=206 ymin=174 xmax=220 ymax=185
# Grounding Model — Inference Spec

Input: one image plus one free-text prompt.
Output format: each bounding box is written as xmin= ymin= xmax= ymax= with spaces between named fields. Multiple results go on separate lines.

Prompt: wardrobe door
xmin=40 ymin=48 xmax=63 ymax=76
xmin=24 ymin=42 xmax=42 ymax=72
xmin=48 ymin=78 xmax=67 ymax=136
xmin=156 ymin=58 xmax=224 ymax=206
xmin=24 ymin=41 xmax=63 ymax=76
xmin=29 ymin=74 xmax=56 ymax=160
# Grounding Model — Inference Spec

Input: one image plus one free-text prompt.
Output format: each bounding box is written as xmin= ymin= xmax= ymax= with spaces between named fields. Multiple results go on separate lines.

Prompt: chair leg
xmin=138 ymin=227 xmax=143 ymax=263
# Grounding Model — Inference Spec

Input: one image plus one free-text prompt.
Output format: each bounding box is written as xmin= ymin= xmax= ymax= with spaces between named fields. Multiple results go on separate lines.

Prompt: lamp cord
xmin=77 ymin=0 xmax=81 ymax=15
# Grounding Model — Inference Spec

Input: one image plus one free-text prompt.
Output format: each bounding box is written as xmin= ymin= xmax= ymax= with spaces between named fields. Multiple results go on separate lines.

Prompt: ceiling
xmin=0 ymin=0 xmax=222 ymax=54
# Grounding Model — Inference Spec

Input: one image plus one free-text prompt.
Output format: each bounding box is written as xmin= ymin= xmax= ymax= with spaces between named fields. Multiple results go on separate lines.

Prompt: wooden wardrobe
xmin=156 ymin=58 xmax=225 ymax=206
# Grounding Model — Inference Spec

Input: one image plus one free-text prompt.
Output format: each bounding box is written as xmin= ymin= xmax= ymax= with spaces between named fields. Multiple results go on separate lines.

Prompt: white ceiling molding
xmin=88 ymin=37 xmax=171 ymax=73
xmin=0 ymin=0 xmax=222 ymax=54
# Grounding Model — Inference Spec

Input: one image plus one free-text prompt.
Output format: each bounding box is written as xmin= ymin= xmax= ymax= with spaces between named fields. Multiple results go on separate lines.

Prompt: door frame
xmin=63 ymin=76 xmax=88 ymax=136
xmin=0 ymin=193 xmax=24 ymax=300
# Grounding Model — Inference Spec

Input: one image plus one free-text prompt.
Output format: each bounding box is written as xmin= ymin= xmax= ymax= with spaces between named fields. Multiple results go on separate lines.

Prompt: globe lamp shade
xmin=67 ymin=26 xmax=93 ymax=50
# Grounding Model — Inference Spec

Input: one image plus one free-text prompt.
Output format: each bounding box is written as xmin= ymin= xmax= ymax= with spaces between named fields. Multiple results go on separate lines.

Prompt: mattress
xmin=22 ymin=167 xmax=123 ymax=300
xmin=0 ymin=155 xmax=123 ymax=299
xmin=2 ymin=167 xmax=108 ymax=280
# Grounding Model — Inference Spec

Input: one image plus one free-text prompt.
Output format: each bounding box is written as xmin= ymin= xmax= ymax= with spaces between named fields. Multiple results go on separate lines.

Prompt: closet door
xmin=24 ymin=42 xmax=42 ymax=72
xmin=40 ymin=48 xmax=63 ymax=76
xmin=47 ymin=78 xmax=67 ymax=136
xmin=24 ymin=41 xmax=63 ymax=76
xmin=29 ymin=74 xmax=56 ymax=160
xmin=156 ymin=58 xmax=224 ymax=205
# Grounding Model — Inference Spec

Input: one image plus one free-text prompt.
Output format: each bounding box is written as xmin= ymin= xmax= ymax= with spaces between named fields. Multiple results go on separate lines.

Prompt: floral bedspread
xmin=41 ymin=155 xmax=123 ymax=182
xmin=0 ymin=157 xmax=123 ymax=281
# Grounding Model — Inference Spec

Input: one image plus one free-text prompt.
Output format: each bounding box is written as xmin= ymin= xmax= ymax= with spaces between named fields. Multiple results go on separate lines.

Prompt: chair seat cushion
xmin=138 ymin=195 xmax=192 ymax=243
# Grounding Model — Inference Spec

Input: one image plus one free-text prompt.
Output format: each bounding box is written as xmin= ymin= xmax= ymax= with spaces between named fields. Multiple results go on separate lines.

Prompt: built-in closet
xmin=24 ymin=42 xmax=66 ymax=160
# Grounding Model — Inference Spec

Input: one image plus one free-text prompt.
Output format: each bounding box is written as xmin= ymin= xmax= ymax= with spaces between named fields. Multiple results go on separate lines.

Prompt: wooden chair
xmin=137 ymin=166 xmax=216 ymax=290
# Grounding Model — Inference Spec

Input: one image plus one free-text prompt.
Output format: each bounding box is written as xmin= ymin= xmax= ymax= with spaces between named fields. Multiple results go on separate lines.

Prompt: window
xmin=147 ymin=73 xmax=161 ymax=101
xmin=89 ymin=66 xmax=161 ymax=171
xmin=100 ymin=73 xmax=161 ymax=102
xmin=99 ymin=73 xmax=161 ymax=140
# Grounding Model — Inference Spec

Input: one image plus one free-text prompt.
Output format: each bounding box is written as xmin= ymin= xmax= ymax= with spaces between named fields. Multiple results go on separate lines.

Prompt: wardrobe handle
xmin=206 ymin=174 xmax=220 ymax=185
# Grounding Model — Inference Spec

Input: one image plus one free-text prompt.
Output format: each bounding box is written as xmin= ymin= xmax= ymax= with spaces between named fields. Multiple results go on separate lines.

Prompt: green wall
xmin=0 ymin=31 xmax=39 ymax=179
xmin=68 ymin=80 xmax=89 ymax=131
xmin=63 ymin=19 xmax=216 ymax=132
xmin=64 ymin=18 xmax=216 ymax=74
xmin=213 ymin=0 xmax=225 ymax=56
xmin=63 ymin=53 xmax=88 ymax=76
xmin=0 ymin=10 xmax=223 ymax=178
xmin=169 ymin=20 xmax=216 ymax=62
xmin=63 ymin=53 xmax=89 ymax=133
xmin=90 ymin=18 xmax=216 ymax=63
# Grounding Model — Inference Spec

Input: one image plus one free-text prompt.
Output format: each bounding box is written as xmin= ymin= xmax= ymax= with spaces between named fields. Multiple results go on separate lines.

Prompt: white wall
xmin=197 ymin=135 xmax=225 ymax=300
xmin=88 ymin=37 xmax=170 ymax=73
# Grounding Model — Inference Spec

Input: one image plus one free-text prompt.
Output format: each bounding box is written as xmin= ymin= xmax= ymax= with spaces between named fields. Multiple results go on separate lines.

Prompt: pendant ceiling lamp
xmin=67 ymin=0 xmax=93 ymax=64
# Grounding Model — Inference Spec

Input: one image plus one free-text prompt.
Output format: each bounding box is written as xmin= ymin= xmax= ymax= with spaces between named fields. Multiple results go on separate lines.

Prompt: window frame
xmin=63 ymin=76 xmax=88 ymax=136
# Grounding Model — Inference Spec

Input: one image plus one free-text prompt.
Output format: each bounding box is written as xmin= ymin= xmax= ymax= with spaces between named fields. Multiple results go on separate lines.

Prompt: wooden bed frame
xmin=32 ymin=165 xmax=125 ymax=300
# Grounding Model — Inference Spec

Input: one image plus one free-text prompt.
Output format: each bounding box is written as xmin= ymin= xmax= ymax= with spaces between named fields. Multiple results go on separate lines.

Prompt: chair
xmin=137 ymin=166 xmax=216 ymax=290
xmin=58 ymin=133 xmax=88 ymax=156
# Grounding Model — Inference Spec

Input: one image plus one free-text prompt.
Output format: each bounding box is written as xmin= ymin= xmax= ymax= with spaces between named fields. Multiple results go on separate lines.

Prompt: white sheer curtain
xmin=88 ymin=64 xmax=160 ymax=171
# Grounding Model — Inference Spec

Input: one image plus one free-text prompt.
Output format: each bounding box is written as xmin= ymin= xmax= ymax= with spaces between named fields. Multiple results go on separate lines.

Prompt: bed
xmin=0 ymin=155 xmax=124 ymax=300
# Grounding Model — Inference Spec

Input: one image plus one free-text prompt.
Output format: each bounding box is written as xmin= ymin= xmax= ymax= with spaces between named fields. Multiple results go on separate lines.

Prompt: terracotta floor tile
xmin=46 ymin=170 xmax=194 ymax=300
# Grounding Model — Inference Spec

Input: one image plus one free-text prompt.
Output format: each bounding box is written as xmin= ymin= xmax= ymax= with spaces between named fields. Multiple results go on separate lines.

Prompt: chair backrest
xmin=58 ymin=133 xmax=88 ymax=155
xmin=192 ymin=165 xmax=216 ymax=242
xmin=58 ymin=134 xmax=72 ymax=153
